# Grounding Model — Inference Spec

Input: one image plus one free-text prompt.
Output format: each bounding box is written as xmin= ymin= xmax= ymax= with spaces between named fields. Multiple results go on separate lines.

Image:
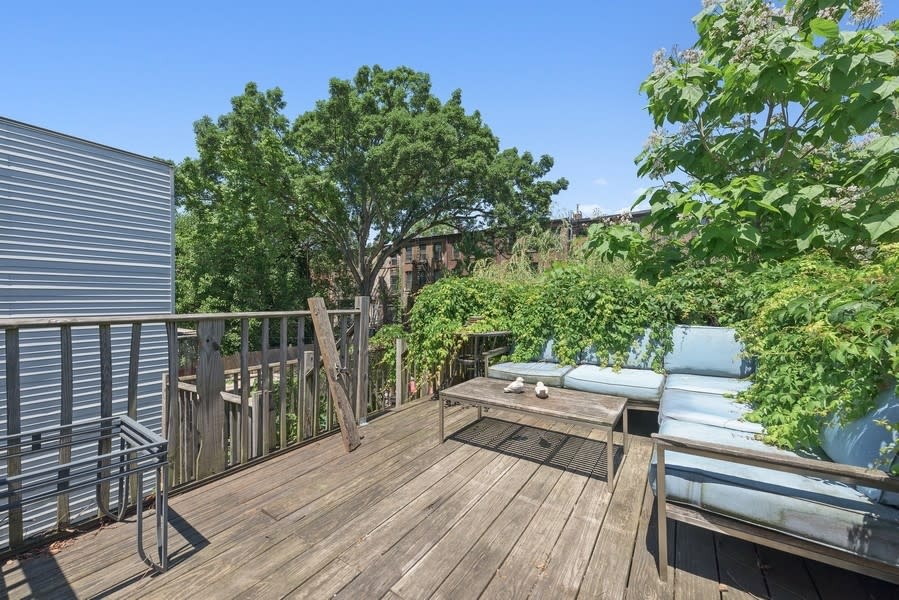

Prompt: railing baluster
xmin=279 ymin=317 xmax=288 ymax=450
xmin=98 ymin=323 xmax=113 ymax=515
xmin=5 ymin=327 xmax=23 ymax=547
xmin=165 ymin=322 xmax=181 ymax=486
xmin=127 ymin=322 xmax=141 ymax=506
xmin=312 ymin=331 xmax=321 ymax=437
xmin=298 ymin=317 xmax=309 ymax=441
xmin=355 ymin=296 xmax=370 ymax=425
xmin=261 ymin=318 xmax=270 ymax=456
xmin=240 ymin=318 xmax=250 ymax=464
xmin=58 ymin=325 xmax=73 ymax=529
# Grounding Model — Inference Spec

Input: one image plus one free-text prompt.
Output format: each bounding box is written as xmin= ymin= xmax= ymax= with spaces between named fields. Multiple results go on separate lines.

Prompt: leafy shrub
xmin=408 ymin=248 xmax=899 ymax=452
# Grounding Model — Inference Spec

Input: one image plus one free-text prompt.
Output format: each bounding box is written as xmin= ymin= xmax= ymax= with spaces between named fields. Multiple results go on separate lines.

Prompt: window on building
xmin=404 ymin=272 xmax=412 ymax=290
xmin=418 ymin=243 xmax=427 ymax=261
xmin=452 ymin=243 xmax=461 ymax=260
xmin=433 ymin=242 xmax=443 ymax=260
xmin=390 ymin=273 xmax=398 ymax=289
xmin=405 ymin=247 xmax=413 ymax=263
xmin=391 ymin=255 xmax=398 ymax=267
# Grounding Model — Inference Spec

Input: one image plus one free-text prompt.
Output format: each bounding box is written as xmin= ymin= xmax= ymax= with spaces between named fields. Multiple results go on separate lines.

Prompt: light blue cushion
xmin=487 ymin=362 xmax=572 ymax=387
xmin=538 ymin=339 xmax=559 ymax=363
xmin=821 ymin=385 xmax=899 ymax=507
xmin=659 ymin=388 xmax=762 ymax=434
xmin=650 ymin=419 xmax=899 ymax=568
xmin=663 ymin=325 xmax=755 ymax=378
xmin=664 ymin=373 xmax=752 ymax=396
xmin=563 ymin=365 xmax=665 ymax=404
xmin=580 ymin=329 xmax=660 ymax=370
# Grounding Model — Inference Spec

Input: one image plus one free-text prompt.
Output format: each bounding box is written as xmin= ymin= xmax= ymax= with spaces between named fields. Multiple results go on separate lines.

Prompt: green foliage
xmin=633 ymin=1 xmax=899 ymax=269
xmin=737 ymin=247 xmax=899 ymax=448
xmin=369 ymin=324 xmax=406 ymax=388
xmin=409 ymin=248 xmax=899 ymax=452
xmin=407 ymin=276 xmax=524 ymax=377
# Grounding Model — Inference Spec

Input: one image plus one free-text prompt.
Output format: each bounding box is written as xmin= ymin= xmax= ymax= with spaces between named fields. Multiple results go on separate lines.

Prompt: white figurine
xmin=504 ymin=377 xmax=525 ymax=393
xmin=535 ymin=381 xmax=549 ymax=399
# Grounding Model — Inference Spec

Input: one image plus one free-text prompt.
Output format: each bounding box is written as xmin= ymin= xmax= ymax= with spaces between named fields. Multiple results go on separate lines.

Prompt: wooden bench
xmin=439 ymin=377 xmax=628 ymax=487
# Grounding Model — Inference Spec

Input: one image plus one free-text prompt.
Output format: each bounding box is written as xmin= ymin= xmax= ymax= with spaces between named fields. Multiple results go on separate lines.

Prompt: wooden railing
xmin=0 ymin=298 xmax=372 ymax=549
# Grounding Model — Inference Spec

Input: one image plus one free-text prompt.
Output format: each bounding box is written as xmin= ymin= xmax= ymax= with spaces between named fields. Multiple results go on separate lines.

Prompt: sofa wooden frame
xmin=653 ymin=433 xmax=899 ymax=585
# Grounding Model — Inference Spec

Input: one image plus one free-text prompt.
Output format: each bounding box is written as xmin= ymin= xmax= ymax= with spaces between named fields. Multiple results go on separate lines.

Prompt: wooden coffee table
xmin=439 ymin=377 xmax=628 ymax=487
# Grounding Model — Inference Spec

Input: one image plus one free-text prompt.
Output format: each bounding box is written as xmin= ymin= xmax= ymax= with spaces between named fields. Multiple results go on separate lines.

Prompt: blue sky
xmin=5 ymin=1 xmax=892 ymax=217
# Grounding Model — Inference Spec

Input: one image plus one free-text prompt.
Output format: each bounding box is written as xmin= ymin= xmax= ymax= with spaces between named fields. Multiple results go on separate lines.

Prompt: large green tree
xmin=592 ymin=0 xmax=899 ymax=270
xmin=176 ymin=66 xmax=568 ymax=309
xmin=175 ymin=85 xmax=344 ymax=315
xmin=292 ymin=65 xmax=568 ymax=295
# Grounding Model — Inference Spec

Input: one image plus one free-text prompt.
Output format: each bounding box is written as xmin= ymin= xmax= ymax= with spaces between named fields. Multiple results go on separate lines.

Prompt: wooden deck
xmin=2 ymin=400 xmax=897 ymax=599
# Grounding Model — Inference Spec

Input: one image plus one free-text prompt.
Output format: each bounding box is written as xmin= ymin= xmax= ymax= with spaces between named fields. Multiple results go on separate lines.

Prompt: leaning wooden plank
xmin=624 ymin=482 xmax=674 ymax=600
xmin=307 ymin=297 xmax=361 ymax=452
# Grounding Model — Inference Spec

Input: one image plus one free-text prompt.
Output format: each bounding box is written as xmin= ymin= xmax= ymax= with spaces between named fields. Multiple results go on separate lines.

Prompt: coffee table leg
xmin=607 ymin=426 xmax=615 ymax=485
xmin=623 ymin=408 xmax=629 ymax=453
xmin=438 ymin=395 xmax=444 ymax=443
xmin=477 ymin=406 xmax=482 ymax=420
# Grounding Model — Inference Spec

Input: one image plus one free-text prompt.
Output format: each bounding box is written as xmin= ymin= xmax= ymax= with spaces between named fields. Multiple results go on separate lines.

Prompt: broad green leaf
xmin=797 ymin=184 xmax=825 ymax=201
xmin=870 ymin=50 xmax=896 ymax=66
xmin=874 ymin=79 xmax=899 ymax=100
xmin=810 ymin=18 xmax=839 ymax=39
xmin=862 ymin=210 xmax=899 ymax=241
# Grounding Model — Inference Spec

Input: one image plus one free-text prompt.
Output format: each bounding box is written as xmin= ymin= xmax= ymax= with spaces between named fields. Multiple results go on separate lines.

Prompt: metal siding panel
xmin=0 ymin=118 xmax=173 ymax=546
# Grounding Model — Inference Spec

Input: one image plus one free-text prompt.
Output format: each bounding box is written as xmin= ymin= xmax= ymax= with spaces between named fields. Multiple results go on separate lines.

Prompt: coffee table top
xmin=440 ymin=377 xmax=626 ymax=428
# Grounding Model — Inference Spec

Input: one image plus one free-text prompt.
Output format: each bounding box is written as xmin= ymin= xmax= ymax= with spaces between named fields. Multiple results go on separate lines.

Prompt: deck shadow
xmin=448 ymin=416 xmax=624 ymax=481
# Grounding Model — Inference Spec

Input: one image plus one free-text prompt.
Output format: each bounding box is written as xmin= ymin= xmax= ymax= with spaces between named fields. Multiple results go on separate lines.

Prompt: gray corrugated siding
xmin=0 ymin=117 xmax=173 ymax=546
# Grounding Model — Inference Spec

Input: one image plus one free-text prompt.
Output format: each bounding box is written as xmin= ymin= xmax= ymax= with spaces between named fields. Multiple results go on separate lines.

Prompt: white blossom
xmin=652 ymin=48 xmax=672 ymax=76
xmin=850 ymin=0 xmax=882 ymax=26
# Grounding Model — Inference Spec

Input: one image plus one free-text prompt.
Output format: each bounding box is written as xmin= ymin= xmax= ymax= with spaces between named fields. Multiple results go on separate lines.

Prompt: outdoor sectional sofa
xmin=487 ymin=325 xmax=899 ymax=584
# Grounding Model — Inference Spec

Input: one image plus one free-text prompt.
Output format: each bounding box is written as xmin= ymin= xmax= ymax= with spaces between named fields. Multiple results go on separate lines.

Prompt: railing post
xmin=355 ymin=296 xmax=370 ymax=425
xmin=127 ymin=322 xmax=141 ymax=506
xmin=395 ymin=337 xmax=406 ymax=409
xmin=279 ymin=317 xmax=288 ymax=448
xmin=58 ymin=325 xmax=73 ymax=529
xmin=98 ymin=323 xmax=113 ymax=515
xmin=165 ymin=322 xmax=181 ymax=486
xmin=196 ymin=319 xmax=226 ymax=479
xmin=5 ymin=327 xmax=23 ymax=547
xmin=260 ymin=318 xmax=271 ymax=455
xmin=240 ymin=318 xmax=250 ymax=463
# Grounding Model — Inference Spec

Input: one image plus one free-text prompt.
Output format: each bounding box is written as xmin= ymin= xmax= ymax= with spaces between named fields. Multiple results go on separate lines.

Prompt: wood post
xmin=395 ymin=337 xmax=406 ymax=409
xmin=307 ymin=298 xmax=361 ymax=452
xmin=127 ymin=322 xmax=141 ymax=505
xmin=165 ymin=322 xmax=181 ymax=486
xmin=195 ymin=320 xmax=226 ymax=479
xmin=260 ymin=319 xmax=271 ymax=456
xmin=98 ymin=323 xmax=112 ymax=514
xmin=5 ymin=327 xmax=23 ymax=547
xmin=355 ymin=296 xmax=370 ymax=425
xmin=58 ymin=325 xmax=73 ymax=528
xmin=240 ymin=318 xmax=250 ymax=463
xmin=279 ymin=318 xmax=288 ymax=447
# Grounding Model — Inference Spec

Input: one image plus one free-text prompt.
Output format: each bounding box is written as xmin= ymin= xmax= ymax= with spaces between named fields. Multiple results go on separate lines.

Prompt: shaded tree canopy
xmin=176 ymin=65 xmax=568 ymax=306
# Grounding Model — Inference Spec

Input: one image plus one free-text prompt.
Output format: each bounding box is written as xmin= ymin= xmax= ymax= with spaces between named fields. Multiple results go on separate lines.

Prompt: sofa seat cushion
xmin=563 ymin=365 xmax=665 ymax=404
xmin=650 ymin=419 xmax=899 ymax=568
xmin=659 ymin=388 xmax=762 ymax=434
xmin=821 ymin=385 xmax=899 ymax=507
xmin=664 ymin=373 xmax=752 ymax=396
xmin=664 ymin=325 xmax=755 ymax=378
xmin=487 ymin=362 xmax=573 ymax=387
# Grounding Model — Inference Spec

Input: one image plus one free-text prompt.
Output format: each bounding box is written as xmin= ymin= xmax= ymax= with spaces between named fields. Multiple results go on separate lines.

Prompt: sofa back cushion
xmin=821 ymin=384 xmax=899 ymax=507
xmin=663 ymin=325 xmax=755 ymax=378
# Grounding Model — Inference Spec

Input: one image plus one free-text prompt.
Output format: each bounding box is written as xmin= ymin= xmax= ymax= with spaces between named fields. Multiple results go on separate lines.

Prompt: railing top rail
xmin=0 ymin=309 xmax=360 ymax=330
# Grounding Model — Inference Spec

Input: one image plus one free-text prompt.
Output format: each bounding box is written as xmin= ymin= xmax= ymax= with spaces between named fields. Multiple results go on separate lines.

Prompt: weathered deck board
xmin=3 ymin=399 xmax=897 ymax=600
